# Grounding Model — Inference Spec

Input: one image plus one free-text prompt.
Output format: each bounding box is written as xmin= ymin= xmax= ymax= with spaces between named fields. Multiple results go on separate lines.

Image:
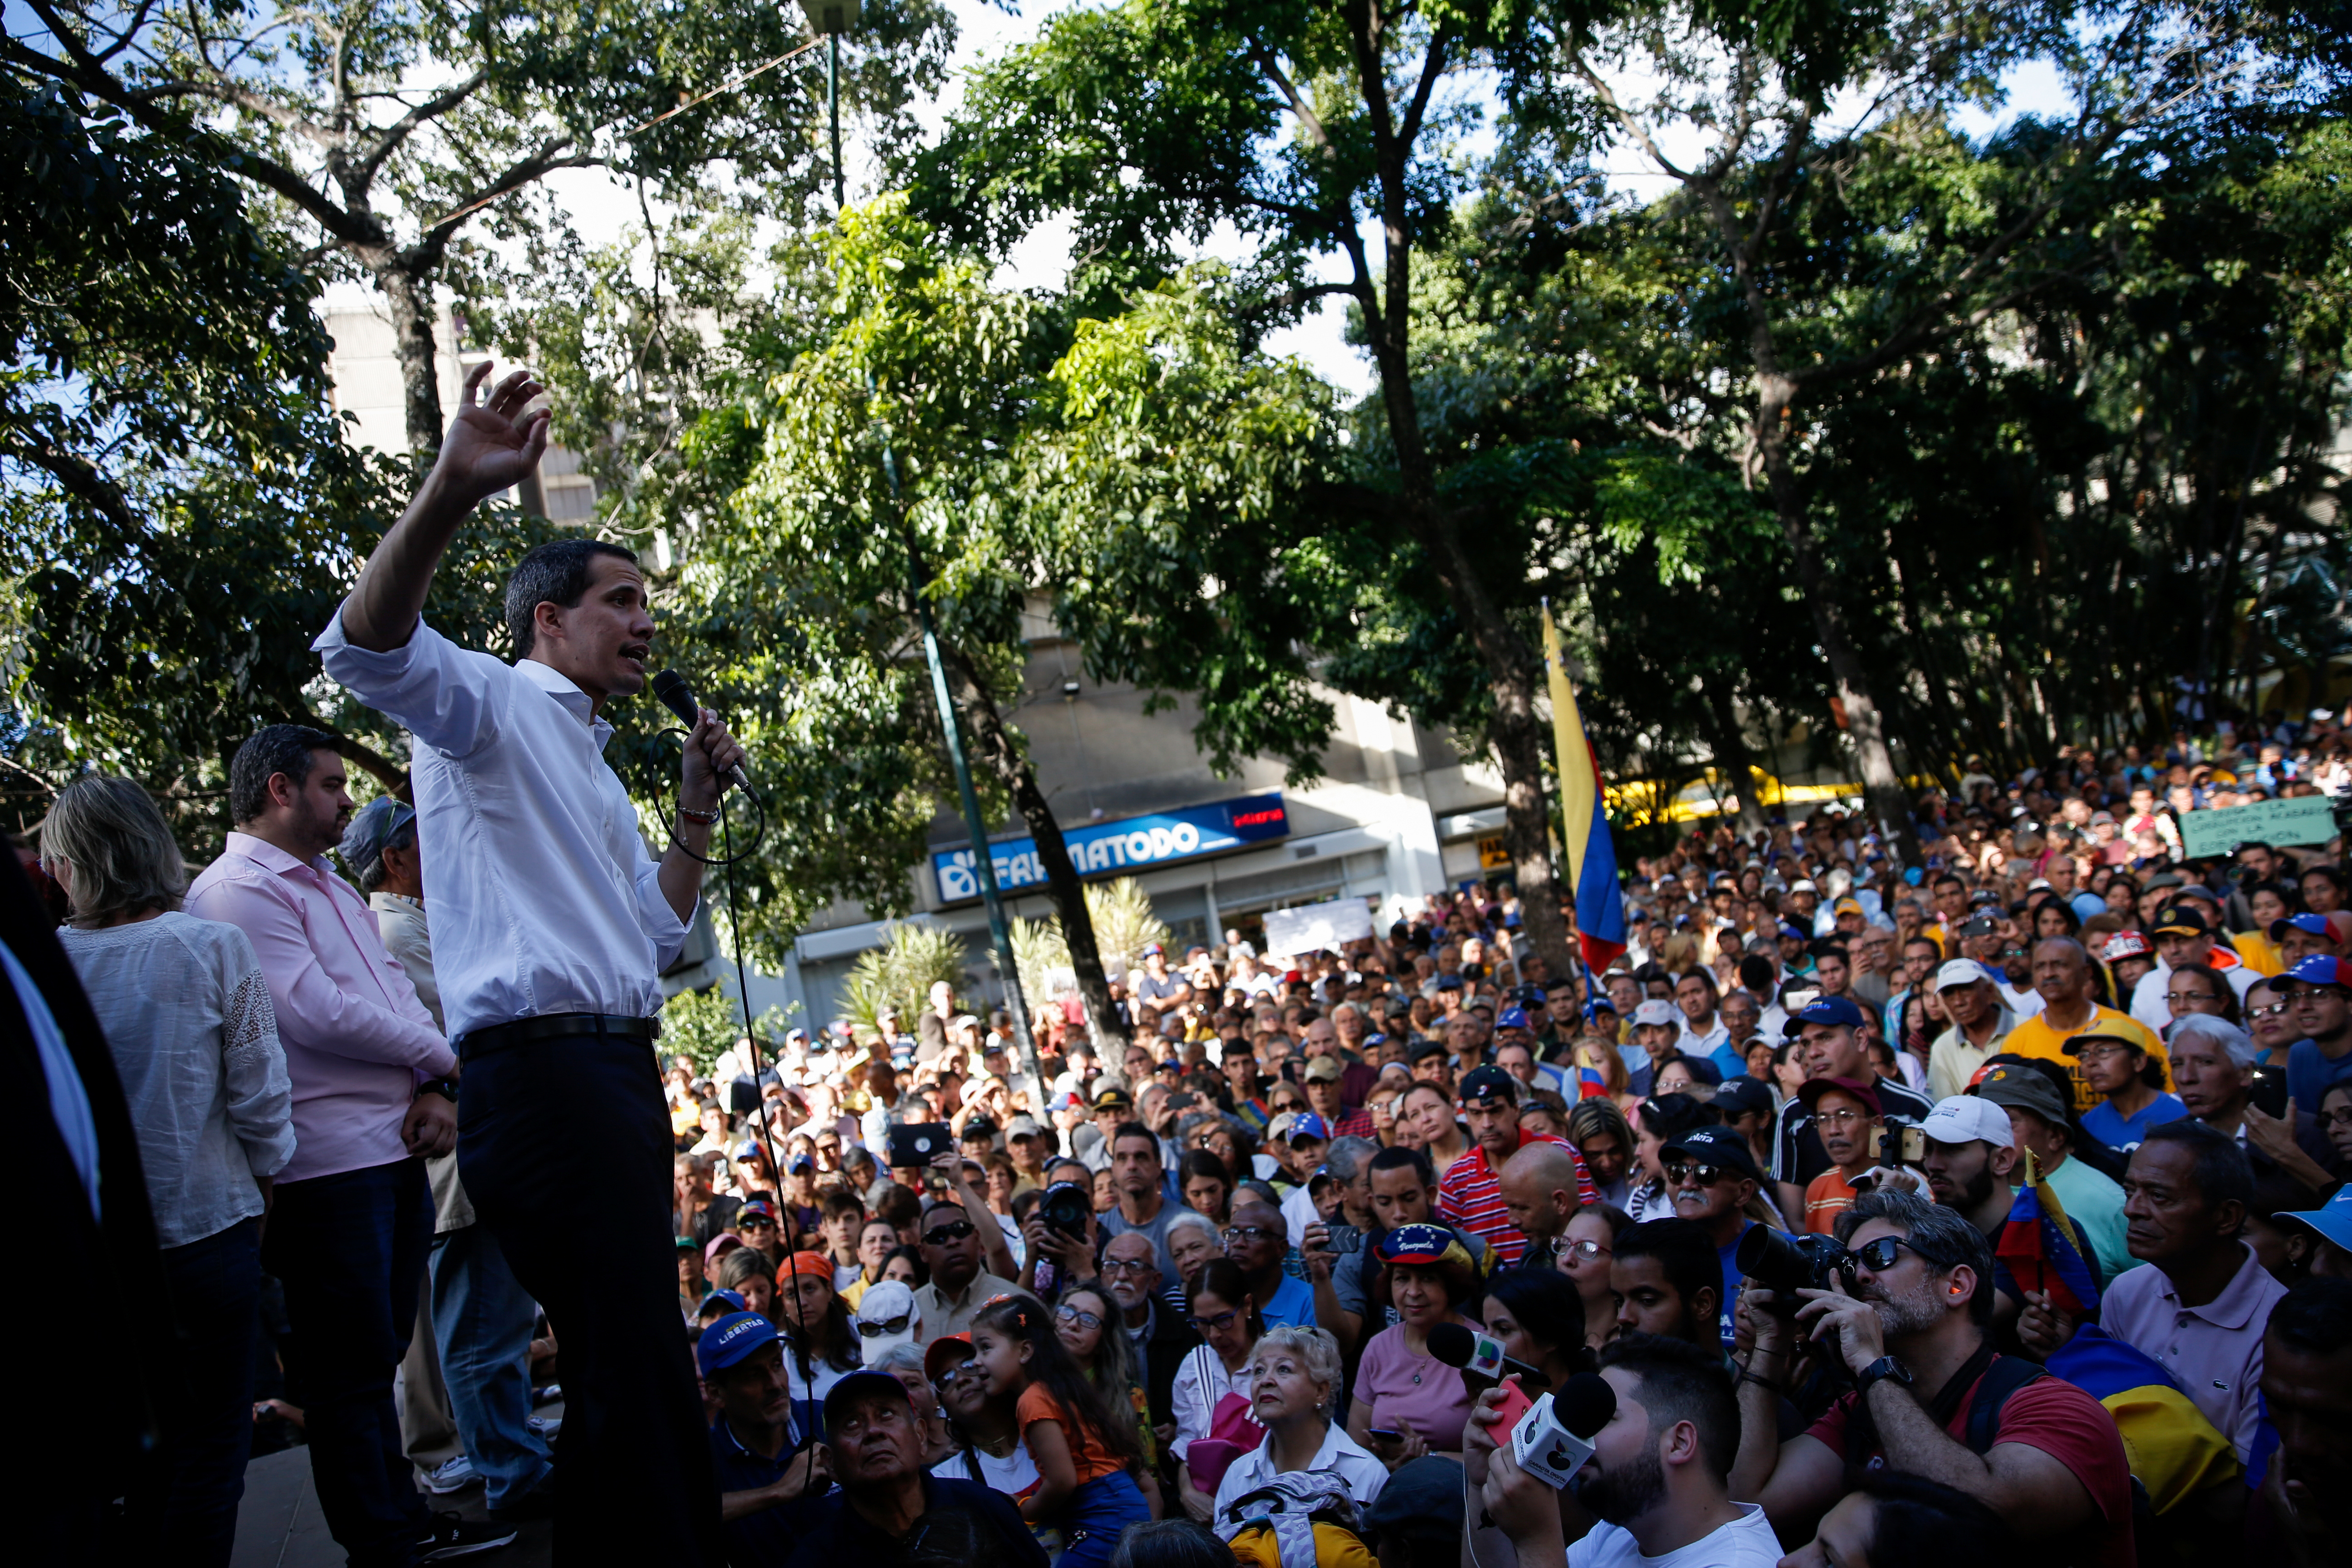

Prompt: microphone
xmin=650 ymin=668 xmax=753 ymax=795
xmin=1511 ymin=1370 xmax=1617 ymax=1489
xmin=1426 ymin=1322 xmax=1553 ymax=1392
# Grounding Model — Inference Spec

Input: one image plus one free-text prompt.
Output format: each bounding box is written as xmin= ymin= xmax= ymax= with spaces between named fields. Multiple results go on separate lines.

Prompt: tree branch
xmin=356 ymin=68 xmax=490 ymax=185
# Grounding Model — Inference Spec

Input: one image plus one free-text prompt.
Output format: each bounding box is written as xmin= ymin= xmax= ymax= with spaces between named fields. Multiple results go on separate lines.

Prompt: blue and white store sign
xmin=932 ymin=793 xmax=1289 ymax=902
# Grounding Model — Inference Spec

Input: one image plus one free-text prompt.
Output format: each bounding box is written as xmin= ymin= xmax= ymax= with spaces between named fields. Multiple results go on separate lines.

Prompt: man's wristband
xmin=415 ymin=1077 xmax=459 ymax=1103
xmin=1738 ymin=1370 xmax=1784 ymax=1395
xmin=677 ymin=805 xmax=719 ymax=826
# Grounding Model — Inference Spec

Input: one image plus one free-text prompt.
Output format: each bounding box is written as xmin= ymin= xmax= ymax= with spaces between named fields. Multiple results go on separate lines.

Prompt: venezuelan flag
xmin=2046 ymin=1324 xmax=2240 ymax=1511
xmin=1542 ymin=603 xmax=1626 ymax=972
xmin=1996 ymin=1152 xmax=2100 ymax=1319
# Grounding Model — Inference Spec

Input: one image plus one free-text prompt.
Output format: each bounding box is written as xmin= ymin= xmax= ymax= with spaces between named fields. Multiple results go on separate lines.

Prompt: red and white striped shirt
xmin=1437 ymin=1127 xmax=1595 ymax=1268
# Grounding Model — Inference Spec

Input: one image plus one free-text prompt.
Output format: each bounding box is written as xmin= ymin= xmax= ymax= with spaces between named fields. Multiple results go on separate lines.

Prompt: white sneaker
xmin=422 ymin=1455 xmax=479 ymax=1494
xmin=526 ymin=1416 xmax=562 ymax=1440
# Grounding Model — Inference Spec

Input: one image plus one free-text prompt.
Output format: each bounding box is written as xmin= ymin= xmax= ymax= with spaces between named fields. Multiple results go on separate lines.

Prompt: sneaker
xmin=416 ymin=1511 xmax=518 ymax=1561
xmin=526 ymin=1415 xmax=562 ymax=1440
xmin=421 ymin=1455 xmax=479 ymax=1495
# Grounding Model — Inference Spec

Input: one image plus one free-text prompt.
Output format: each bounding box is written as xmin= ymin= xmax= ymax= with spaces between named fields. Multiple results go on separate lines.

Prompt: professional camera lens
xmin=1736 ymin=1225 xmax=1853 ymax=1296
xmin=1039 ymin=1180 xmax=1092 ymax=1239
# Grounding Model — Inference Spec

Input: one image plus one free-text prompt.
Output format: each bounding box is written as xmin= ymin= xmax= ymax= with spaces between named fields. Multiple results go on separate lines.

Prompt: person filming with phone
xmin=1728 ymin=1190 xmax=2136 ymax=1566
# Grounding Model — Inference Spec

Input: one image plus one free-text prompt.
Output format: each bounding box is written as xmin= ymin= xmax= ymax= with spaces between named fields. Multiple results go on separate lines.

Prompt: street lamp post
xmin=796 ymin=0 xmax=1049 ymax=1114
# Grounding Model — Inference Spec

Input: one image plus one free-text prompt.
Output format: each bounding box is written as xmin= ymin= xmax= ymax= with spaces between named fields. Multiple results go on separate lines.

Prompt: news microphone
xmin=650 ymin=668 xmax=753 ymax=794
xmin=1426 ymin=1322 xmax=1553 ymax=1392
xmin=1510 ymin=1371 xmax=1616 ymax=1489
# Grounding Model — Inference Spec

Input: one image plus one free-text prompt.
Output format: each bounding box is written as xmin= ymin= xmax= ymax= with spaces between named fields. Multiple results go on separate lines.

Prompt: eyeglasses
xmin=1099 ymin=1257 xmax=1156 ymax=1275
xmin=1663 ymin=1161 xmax=1731 ymax=1186
xmin=1849 ymin=1236 xmax=1936 ymax=1273
xmin=856 ymin=1314 xmax=912 ymax=1337
xmin=1563 ymin=1239 xmax=1611 ymax=1264
xmin=2319 ymin=1106 xmax=2352 ymax=1130
xmin=1190 ymin=1309 xmax=1240 ymax=1333
xmin=2248 ymin=1000 xmax=2293 ymax=1019
xmin=922 ymin=1220 xmax=976 ymax=1245
xmin=1223 ymin=1225 xmax=1279 ymax=1245
xmin=2075 ymin=1044 xmax=2136 ymax=1063
xmin=1055 ymin=1304 xmax=1105 ymax=1331
xmin=2164 ymin=991 xmax=2219 ymax=1006
xmin=1815 ymin=1107 xmax=1872 ymax=1128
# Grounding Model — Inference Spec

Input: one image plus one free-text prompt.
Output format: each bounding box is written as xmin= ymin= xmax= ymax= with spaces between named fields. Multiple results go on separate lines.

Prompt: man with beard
xmin=781 ymin=1372 xmax=1046 ymax=1568
xmin=1912 ymin=1094 xmax=2098 ymax=1349
xmin=1098 ymin=1231 xmax=1198 ymax=1430
xmin=1470 ymin=1334 xmax=1780 ymax=1566
xmin=1729 ymin=1191 xmax=2136 ymax=1568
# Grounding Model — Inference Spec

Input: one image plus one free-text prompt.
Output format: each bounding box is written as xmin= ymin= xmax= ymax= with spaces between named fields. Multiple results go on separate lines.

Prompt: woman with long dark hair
xmin=1056 ymin=1283 xmax=1162 ymax=1516
xmin=1481 ymin=1265 xmax=1592 ymax=1388
xmin=774 ymin=1251 xmax=861 ymax=1440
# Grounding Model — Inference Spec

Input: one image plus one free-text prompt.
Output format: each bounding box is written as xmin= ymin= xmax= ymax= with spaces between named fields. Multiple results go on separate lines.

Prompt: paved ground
xmin=231 ymin=1441 xmax=556 ymax=1568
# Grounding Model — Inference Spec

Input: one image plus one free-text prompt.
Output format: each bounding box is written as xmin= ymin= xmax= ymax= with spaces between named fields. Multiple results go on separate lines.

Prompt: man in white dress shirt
xmin=315 ymin=362 xmax=745 ymax=1566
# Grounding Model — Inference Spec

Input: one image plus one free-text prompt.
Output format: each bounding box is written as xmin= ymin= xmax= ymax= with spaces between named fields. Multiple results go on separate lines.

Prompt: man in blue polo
xmin=699 ymin=1313 xmax=831 ymax=1566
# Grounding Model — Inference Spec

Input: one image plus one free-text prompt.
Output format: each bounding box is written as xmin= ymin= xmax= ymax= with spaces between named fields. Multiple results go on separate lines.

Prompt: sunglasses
xmin=1848 ymin=1236 xmax=1937 ymax=1273
xmin=1055 ymin=1305 xmax=1104 ymax=1331
xmin=923 ymin=1220 xmax=976 ymax=1245
xmin=738 ymin=1218 xmax=777 ymax=1231
xmin=856 ymin=1315 xmax=913 ymax=1337
xmin=1663 ymin=1161 xmax=1733 ymax=1186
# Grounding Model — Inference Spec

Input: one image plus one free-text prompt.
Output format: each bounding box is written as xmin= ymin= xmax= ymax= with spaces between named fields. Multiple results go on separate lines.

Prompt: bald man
xmin=1497 ymin=1142 xmax=1587 ymax=1272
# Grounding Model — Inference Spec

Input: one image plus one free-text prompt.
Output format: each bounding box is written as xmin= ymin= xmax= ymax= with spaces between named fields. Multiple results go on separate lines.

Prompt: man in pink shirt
xmin=188 ymin=726 xmax=504 ymax=1565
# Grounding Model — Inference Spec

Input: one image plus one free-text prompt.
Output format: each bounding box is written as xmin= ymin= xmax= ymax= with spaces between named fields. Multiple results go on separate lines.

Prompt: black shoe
xmin=416 ymin=1511 xmax=519 ymax=1561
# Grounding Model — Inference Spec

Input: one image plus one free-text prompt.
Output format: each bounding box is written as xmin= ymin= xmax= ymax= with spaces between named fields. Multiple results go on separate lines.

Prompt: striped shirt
xmin=1437 ymin=1127 xmax=1596 ymax=1268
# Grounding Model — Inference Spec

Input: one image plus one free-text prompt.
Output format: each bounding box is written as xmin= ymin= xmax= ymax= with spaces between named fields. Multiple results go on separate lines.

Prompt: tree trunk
xmin=1702 ymin=679 xmax=1769 ymax=835
xmin=1753 ymin=374 xmax=1922 ymax=866
xmin=377 ymin=266 xmax=446 ymax=461
xmin=947 ymin=660 xmax=1124 ymax=1049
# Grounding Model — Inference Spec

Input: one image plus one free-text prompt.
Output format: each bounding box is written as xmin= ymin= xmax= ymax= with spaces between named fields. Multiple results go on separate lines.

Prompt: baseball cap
xmin=1004 ymin=1115 xmax=1045 ymax=1139
xmin=1790 ymin=879 xmax=1818 ymax=893
xmin=1790 ymin=995 xmax=1868 ymax=1031
xmin=852 ymin=1280 xmax=919 ymax=1359
xmin=1797 ymin=1075 xmax=1882 ymax=1117
xmin=960 ymin=1115 xmax=1000 ymax=1142
xmin=787 ymin=1154 xmax=816 ymax=1175
xmin=1050 ymin=1091 xmax=1083 ymax=1112
xmin=2149 ymin=903 xmax=2210 ymax=937
xmin=1141 ymin=942 xmax=1165 ymax=957
xmin=736 ymin=1198 xmax=778 ymax=1223
xmin=1833 ymin=897 xmax=1864 ymax=915
xmin=822 ymin=1368 xmax=915 ymax=1428
xmin=697 ymin=1311 xmax=780 ymax=1377
xmin=1778 ymin=920 xmax=1812 ymax=943
xmin=1583 ymin=998 xmax=1620 ymax=1021
xmin=1410 ymin=1037 xmax=1451 ymax=1063
xmin=1711 ymin=1078 xmax=1774 ymax=1122
xmin=2099 ymin=930 xmax=2154 ymax=963
xmin=1934 ymin=959 xmax=1994 ymax=993
xmin=1434 ymin=973 xmax=1465 ymax=991
xmin=2272 ymin=912 xmax=2335 ymax=942
xmin=1496 ymin=1006 xmax=1531 ymax=1030
xmin=1092 ymin=1087 xmax=1134 ymax=1112
xmin=1301 ymin=1056 xmax=1343 ymax=1083
xmin=2273 ymin=1185 xmax=2352 ymax=1252
xmin=1287 ymin=1111 xmax=1332 ymax=1143
xmin=703 ymin=1235 xmax=745 ymax=1267
xmin=337 ymin=794 xmax=416 ymax=874
xmin=1661 ymin=1124 xmax=1764 ymax=1183
xmin=1970 ymin=1062 xmax=2069 ymax=1124
xmin=2282 ymin=954 xmax=2352 ymax=992
xmin=1921 ymin=1094 xmax=2016 ymax=1149
xmin=697 ymin=1286 xmax=748 ymax=1314
xmin=2062 ymin=1018 xmax=2157 ymax=1058
xmin=1459 ymin=1064 xmax=1518 ymax=1105
xmin=2167 ymin=1012 xmax=2257 ymax=1068
xmin=924 ymin=1332 xmax=976 ymax=1382
xmin=1632 ymin=999 xmax=1679 ymax=1029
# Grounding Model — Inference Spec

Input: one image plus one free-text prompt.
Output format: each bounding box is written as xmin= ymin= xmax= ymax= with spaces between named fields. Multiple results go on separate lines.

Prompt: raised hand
xmin=433 ymin=360 xmax=552 ymax=510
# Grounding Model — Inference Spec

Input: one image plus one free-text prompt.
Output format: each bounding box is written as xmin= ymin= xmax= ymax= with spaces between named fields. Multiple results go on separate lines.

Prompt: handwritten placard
xmin=2177 ymin=795 xmax=2339 ymax=858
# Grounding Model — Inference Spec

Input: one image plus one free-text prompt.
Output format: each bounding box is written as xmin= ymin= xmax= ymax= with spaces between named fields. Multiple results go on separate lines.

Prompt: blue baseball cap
xmin=1287 ymin=1111 xmax=1332 ymax=1143
xmin=1583 ymin=997 xmax=1619 ymax=1020
xmin=2283 ymin=955 xmax=2352 ymax=991
xmin=2274 ymin=1185 xmax=2352 ymax=1251
xmin=788 ymin=1154 xmax=816 ymax=1175
xmin=697 ymin=1288 xmax=748 ymax=1315
xmin=697 ymin=1311 xmax=779 ymax=1377
xmin=2271 ymin=912 xmax=2334 ymax=941
xmin=1791 ymin=995 xmax=1869 ymax=1031
xmin=337 ymin=794 xmax=416 ymax=872
xmin=1778 ymin=920 xmax=1811 ymax=942
xmin=1496 ymin=1006 xmax=1530 ymax=1030
xmin=1435 ymin=973 xmax=1465 ymax=991
xmin=1661 ymin=1122 xmax=1765 ymax=1183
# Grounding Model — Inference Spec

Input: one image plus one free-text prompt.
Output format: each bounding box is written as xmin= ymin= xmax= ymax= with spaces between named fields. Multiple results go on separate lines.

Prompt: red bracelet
xmin=678 ymin=805 xmax=719 ymax=826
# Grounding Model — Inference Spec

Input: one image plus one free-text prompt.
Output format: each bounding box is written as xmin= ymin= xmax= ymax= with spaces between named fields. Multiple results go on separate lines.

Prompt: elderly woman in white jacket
xmin=1211 ymin=1325 xmax=1387 ymax=1522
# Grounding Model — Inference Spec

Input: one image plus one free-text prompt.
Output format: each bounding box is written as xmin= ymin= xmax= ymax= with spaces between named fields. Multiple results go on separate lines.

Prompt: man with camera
xmin=1729 ymin=1190 xmax=2135 ymax=1566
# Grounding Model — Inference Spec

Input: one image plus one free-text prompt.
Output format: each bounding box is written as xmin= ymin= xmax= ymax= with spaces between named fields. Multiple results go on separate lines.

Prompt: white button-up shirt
xmin=1210 ymin=1420 xmax=1388 ymax=1518
xmin=314 ymin=609 xmax=691 ymax=1042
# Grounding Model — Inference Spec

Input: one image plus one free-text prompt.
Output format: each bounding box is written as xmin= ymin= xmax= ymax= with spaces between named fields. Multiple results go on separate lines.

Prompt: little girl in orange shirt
xmin=971 ymin=1294 xmax=1152 ymax=1566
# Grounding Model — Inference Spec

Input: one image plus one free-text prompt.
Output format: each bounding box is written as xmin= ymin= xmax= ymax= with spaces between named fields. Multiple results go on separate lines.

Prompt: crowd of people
xmin=8 ymin=368 xmax=2350 ymax=1568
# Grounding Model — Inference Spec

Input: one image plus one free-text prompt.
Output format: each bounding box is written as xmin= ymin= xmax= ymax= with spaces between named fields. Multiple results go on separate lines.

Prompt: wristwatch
xmin=1855 ymin=1355 xmax=1914 ymax=1396
xmin=415 ymin=1077 xmax=460 ymax=1104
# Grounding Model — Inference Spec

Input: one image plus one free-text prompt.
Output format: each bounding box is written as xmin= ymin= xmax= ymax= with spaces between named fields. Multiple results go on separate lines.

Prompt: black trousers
xmin=456 ymin=1033 xmax=721 ymax=1566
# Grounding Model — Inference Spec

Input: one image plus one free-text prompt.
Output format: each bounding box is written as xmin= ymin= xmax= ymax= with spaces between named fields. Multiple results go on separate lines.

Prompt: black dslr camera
xmin=1737 ymin=1226 xmax=1856 ymax=1296
xmin=1038 ymin=1179 xmax=1093 ymax=1240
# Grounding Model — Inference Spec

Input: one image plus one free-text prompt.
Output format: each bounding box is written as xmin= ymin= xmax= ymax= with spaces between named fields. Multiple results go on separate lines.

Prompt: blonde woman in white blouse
xmin=48 ymin=776 xmax=292 ymax=1566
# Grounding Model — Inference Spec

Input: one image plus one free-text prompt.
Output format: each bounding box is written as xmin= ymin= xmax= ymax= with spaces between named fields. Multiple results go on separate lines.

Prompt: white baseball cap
xmin=1934 ymin=959 xmax=1994 ymax=993
xmin=1632 ymin=1000 xmax=1680 ymax=1029
xmin=1921 ymin=1094 xmax=2015 ymax=1149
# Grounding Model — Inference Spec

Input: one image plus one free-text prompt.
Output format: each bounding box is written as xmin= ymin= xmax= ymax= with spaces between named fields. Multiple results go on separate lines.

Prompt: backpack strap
xmin=1964 ymin=1354 xmax=2048 ymax=1455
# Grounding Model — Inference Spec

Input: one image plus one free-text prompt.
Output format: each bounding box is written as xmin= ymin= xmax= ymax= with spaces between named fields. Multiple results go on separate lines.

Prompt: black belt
xmin=457 ymin=1012 xmax=660 ymax=1061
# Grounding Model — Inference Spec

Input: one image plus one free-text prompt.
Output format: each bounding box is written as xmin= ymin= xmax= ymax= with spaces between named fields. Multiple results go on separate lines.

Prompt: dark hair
xmin=1106 ymin=1519 xmax=1235 ymax=1568
xmin=228 ymin=724 xmax=340 ymax=824
xmin=1597 ymin=1332 xmax=1739 ymax=1479
xmin=2139 ymin=1119 xmax=2255 ymax=1212
xmin=1187 ymin=1257 xmax=1263 ymax=1333
xmin=504 ymin=538 xmax=639 ymax=657
xmin=1851 ymin=1469 xmax=2019 ymax=1564
xmin=2269 ymin=1277 xmax=2352 ymax=1355
xmin=878 ymin=1244 xmax=928 ymax=1287
xmin=1835 ymin=1190 xmax=1996 ymax=1327
xmin=1111 ymin=1121 xmax=1160 ymax=1158
xmin=1635 ymin=1092 xmax=1717 ymax=1141
xmin=970 ymin=1293 xmax=1140 ymax=1463
xmin=2303 ymin=864 xmax=2349 ymax=898
xmin=818 ymin=1188 xmax=865 ymax=1221
xmin=1485 ymin=1267 xmax=1587 ymax=1370
xmin=875 ymin=1184 xmax=922 ymax=1230
xmin=1612 ymin=1220 xmax=1722 ymax=1334
xmin=1737 ymin=955 xmax=1777 ymax=994
xmin=1178 ymin=1148 xmax=1231 ymax=1191
xmin=1368 ymin=1143 xmax=1436 ymax=1186
xmin=2164 ymin=962 xmax=2242 ymax=1026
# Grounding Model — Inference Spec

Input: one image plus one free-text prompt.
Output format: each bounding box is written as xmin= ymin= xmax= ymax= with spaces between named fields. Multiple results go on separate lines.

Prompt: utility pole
xmin=802 ymin=0 xmax=1047 ymax=1112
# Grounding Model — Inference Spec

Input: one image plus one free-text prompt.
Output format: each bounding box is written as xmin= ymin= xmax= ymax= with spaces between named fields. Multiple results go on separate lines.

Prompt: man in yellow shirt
xmin=2004 ymin=935 xmax=2169 ymax=1114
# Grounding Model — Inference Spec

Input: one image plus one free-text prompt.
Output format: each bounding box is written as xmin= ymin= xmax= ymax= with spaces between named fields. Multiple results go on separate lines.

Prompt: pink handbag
xmin=1184 ymin=1353 xmax=1265 ymax=1494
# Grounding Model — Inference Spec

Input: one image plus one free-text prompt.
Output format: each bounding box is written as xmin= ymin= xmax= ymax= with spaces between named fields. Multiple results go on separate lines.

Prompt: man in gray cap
xmin=1972 ymin=1057 xmax=2133 ymax=1286
xmin=341 ymin=795 xmax=557 ymax=1521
